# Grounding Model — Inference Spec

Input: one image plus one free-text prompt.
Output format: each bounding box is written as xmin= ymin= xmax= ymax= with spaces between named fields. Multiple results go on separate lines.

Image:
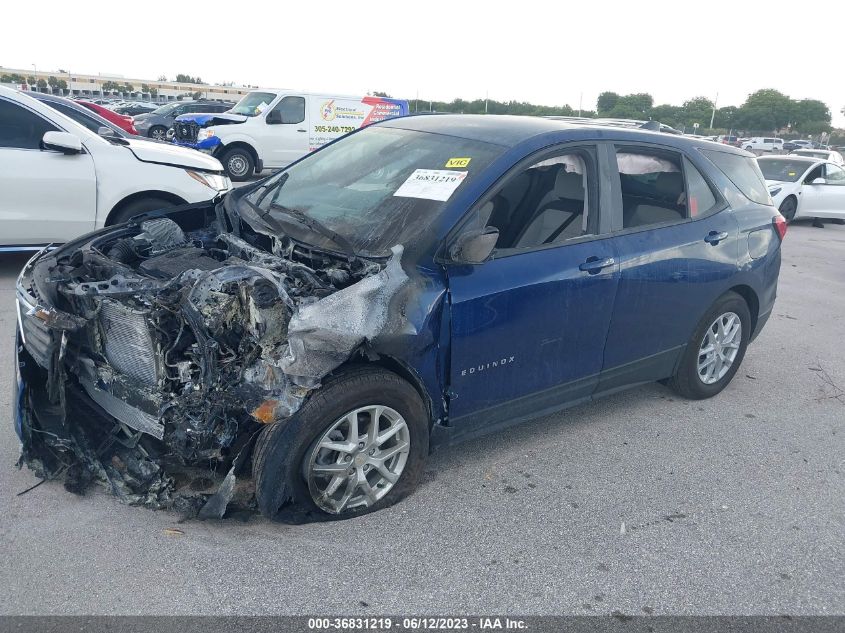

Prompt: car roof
xmin=758 ymin=155 xmax=818 ymax=163
xmin=378 ymin=113 xmax=746 ymax=153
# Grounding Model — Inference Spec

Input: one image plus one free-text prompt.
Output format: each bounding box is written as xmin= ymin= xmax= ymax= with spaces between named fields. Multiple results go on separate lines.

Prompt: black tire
xmin=668 ymin=291 xmax=751 ymax=400
xmin=779 ymin=196 xmax=797 ymax=223
xmin=148 ymin=125 xmax=168 ymax=141
xmin=745 ymin=145 xmax=754 ymax=151
xmin=108 ymin=197 xmax=177 ymax=225
xmin=253 ymin=366 xmax=429 ymax=521
xmin=220 ymin=147 xmax=255 ymax=181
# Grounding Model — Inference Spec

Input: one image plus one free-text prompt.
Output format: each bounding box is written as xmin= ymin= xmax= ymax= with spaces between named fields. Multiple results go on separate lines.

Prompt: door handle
xmin=579 ymin=256 xmax=615 ymax=274
xmin=296 ymin=129 xmax=307 ymax=133
xmin=704 ymin=231 xmax=729 ymax=245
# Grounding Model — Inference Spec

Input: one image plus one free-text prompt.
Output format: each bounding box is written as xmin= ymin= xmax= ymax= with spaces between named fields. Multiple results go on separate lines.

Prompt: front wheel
xmin=148 ymin=125 xmax=168 ymax=141
xmin=253 ymin=366 xmax=429 ymax=520
xmin=220 ymin=147 xmax=255 ymax=182
xmin=779 ymin=197 xmax=797 ymax=222
xmin=668 ymin=291 xmax=751 ymax=400
xmin=745 ymin=145 xmax=754 ymax=151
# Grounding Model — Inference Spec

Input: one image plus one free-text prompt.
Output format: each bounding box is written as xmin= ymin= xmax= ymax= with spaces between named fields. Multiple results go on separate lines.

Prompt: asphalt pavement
xmin=0 ymin=221 xmax=842 ymax=616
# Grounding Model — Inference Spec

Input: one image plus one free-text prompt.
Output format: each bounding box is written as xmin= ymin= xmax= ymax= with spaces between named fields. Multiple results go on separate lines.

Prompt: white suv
xmin=0 ymin=87 xmax=231 ymax=249
xmin=743 ymin=137 xmax=784 ymax=153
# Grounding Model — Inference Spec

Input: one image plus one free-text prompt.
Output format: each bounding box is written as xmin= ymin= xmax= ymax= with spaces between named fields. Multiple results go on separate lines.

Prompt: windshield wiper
xmin=269 ymin=203 xmax=357 ymax=258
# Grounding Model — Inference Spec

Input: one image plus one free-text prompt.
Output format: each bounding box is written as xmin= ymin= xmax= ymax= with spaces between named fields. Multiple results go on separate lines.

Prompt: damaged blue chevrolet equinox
xmin=14 ymin=115 xmax=785 ymax=520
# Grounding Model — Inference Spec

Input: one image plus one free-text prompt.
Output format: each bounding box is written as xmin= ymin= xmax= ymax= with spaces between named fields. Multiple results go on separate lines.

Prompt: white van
xmin=743 ymin=137 xmax=784 ymax=153
xmin=172 ymin=89 xmax=410 ymax=180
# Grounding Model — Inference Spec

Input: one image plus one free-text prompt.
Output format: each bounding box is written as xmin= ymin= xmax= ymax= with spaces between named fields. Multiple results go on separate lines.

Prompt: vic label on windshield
xmin=393 ymin=169 xmax=468 ymax=201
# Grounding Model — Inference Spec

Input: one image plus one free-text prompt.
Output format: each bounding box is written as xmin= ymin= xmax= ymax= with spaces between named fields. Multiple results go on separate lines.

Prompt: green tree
xmin=1 ymin=73 xmax=26 ymax=83
xmin=650 ymin=104 xmax=682 ymax=127
xmin=735 ymin=89 xmax=792 ymax=132
xmin=176 ymin=74 xmax=204 ymax=84
xmin=192 ymin=90 xmax=203 ymax=100
xmin=596 ymin=91 xmax=620 ymax=115
xmin=677 ymin=96 xmax=714 ymax=128
xmin=102 ymin=80 xmax=120 ymax=92
xmin=157 ymin=74 xmax=168 ymax=81
xmin=791 ymin=99 xmax=830 ymax=130
xmin=27 ymin=75 xmax=36 ymax=85
xmin=123 ymin=83 xmax=134 ymax=93
xmin=36 ymin=78 xmax=47 ymax=89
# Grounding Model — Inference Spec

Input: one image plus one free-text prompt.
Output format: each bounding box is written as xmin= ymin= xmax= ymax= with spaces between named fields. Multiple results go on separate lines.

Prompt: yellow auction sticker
xmin=445 ymin=157 xmax=471 ymax=168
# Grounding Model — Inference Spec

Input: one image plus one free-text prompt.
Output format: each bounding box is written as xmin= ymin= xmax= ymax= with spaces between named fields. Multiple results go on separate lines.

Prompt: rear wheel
xmin=220 ymin=147 xmax=254 ymax=181
xmin=148 ymin=125 xmax=167 ymax=141
xmin=779 ymin=196 xmax=797 ymax=222
xmin=253 ymin=366 xmax=429 ymax=520
xmin=668 ymin=291 xmax=750 ymax=400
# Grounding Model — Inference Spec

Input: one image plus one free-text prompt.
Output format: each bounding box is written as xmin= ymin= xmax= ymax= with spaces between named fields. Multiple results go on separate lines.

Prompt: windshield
xmin=230 ymin=92 xmax=277 ymax=117
xmin=241 ymin=126 xmax=504 ymax=256
xmin=757 ymin=158 xmax=811 ymax=182
xmin=794 ymin=150 xmax=827 ymax=159
xmin=152 ymin=102 xmax=181 ymax=115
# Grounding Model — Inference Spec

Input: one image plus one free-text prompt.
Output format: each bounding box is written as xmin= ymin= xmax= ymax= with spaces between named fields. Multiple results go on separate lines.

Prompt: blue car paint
xmin=15 ymin=115 xmax=782 ymax=452
xmin=173 ymin=136 xmax=221 ymax=151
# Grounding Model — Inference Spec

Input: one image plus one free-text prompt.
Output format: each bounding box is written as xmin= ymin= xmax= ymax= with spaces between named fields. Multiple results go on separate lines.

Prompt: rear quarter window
xmin=701 ymin=149 xmax=771 ymax=205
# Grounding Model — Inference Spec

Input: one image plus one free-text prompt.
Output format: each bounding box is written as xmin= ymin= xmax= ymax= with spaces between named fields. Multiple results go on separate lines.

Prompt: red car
xmin=76 ymin=100 xmax=138 ymax=135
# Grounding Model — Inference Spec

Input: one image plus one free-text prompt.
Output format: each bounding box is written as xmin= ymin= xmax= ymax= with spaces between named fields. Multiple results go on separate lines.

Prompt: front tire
xmin=779 ymin=196 xmax=797 ymax=223
xmin=253 ymin=366 xmax=429 ymax=520
xmin=148 ymin=125 xmax=168 ymax=141
xmin=108 ymin=197 xmax=177 ymax=225
xmin=668 ymin=291 xmax=751 ymax=400
xmin=220 ymin=147 xmax=255 ymax=182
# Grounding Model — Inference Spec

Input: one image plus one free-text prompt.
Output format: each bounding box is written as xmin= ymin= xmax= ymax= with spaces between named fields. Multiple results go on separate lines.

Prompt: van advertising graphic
xmin=309 ymin=96 xmax=408 ymax=150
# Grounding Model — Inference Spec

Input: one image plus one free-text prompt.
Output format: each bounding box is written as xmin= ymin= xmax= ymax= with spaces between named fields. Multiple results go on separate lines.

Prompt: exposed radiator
xmin=80 ymin=378 xmax=165 ymax=440
xmin=99 ymin=300 xmax=159 ymax=386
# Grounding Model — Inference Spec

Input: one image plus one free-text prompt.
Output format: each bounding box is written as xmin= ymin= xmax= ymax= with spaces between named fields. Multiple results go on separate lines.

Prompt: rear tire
xmin=220 ymin=147 xmax=255 ymax=182
xmin=108 ymin=197 xmax=177 ymax=225
xmin=668 ymin=291 xmax=751 ymax=400
xmin=253 ymin=366 xmax=429 ymax=521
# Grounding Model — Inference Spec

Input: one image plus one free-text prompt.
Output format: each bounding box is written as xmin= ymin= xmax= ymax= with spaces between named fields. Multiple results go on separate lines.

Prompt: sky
xmin=2 ymin=0 xmax=843 ymax=127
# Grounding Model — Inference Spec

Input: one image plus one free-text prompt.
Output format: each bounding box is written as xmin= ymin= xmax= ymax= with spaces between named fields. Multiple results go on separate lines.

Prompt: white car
xmin=757 ymin=155 xmax=845 ymax=223
xmin=789 ymin=148 xmax=845 ymax=165
xmin=743 ymin=137 xmax=784 ymax=153
xmin=0 ymin=86 xmax=231 ymax=249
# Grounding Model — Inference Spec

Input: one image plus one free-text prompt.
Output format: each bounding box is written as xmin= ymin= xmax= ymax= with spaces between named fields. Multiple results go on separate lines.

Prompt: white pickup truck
xmin=172 ymin=89 xmax=410 ymax=180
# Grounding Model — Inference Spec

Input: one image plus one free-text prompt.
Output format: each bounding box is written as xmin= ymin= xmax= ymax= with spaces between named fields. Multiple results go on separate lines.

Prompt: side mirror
xmin=811 ymin=177 xmax=826 ymax=185
xmin=265 ymin=109 xmax=282 ymax=124
xmin=42 ymin=131 xmax=82 ymax=154
xmin=449 ymin=227 xmax=499 ymax=264
xmin=97 ymin=126 xmax=118 ymax=138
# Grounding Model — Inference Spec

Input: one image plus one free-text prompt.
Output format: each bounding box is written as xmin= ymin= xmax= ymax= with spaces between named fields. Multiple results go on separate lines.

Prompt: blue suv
xmin=14 ymin=115 xmax=784 ymax=520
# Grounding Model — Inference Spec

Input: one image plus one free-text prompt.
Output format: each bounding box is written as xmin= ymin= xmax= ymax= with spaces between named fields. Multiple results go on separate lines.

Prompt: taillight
xmin=773 ymin=214 xmax=787 ymax=241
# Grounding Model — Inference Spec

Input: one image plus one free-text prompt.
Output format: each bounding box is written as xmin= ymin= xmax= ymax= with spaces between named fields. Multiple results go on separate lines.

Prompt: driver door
xmin=261 ymin=95 xmax=309 ymax=168
xmin=0 ymin=97 xmax=96 ymax=246
xmin=446 ymin=145 xmax=619 ymax=435
xmin=801 ymin=162 xmax=845 ymax=219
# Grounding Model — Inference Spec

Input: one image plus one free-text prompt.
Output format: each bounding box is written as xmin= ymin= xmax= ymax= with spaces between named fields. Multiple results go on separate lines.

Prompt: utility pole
xmin=578 ymin=92 xmax=583 ymax=117
xmin=709 ymin=91 xmax=718 ymax=130
xmin=485 ymin=90 xmax=488 ymax=114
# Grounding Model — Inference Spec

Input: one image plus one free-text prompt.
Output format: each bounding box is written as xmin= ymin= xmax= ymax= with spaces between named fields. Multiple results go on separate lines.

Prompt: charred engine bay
xmin=19 ymin=211 xmax=392 ymax=516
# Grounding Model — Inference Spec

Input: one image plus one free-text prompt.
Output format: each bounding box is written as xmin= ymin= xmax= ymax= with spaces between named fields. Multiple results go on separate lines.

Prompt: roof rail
xmin=544 ymin=116 xmax=682 ymax=135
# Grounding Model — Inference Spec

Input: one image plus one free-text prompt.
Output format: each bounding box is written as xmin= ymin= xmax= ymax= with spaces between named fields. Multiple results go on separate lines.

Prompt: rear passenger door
xmin=599 ymin=144 xmax=739 ymax=393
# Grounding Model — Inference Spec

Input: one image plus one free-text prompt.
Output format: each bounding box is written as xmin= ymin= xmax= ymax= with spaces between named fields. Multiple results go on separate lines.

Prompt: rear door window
xmin=614 ymin=147 xmax=687 ymax=228
xmin=701 ymin=149 xmax=771 ymax=205
xmin=684 ymin=157 xmax=718 ymax=216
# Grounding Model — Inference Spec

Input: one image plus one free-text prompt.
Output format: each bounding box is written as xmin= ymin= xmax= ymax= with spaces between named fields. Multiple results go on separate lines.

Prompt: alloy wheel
xmin=697 ymin=312 xmax=742 ymax=384
xmin=306 ymin=405 xmax=411 ymax=514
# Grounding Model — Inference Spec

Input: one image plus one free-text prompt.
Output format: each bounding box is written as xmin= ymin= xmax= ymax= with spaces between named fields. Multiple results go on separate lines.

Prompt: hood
xmin=133 ymin=112 xmax=153 ymax=122
xmin=176 ymin=112 xmax=248 ymax=128
xmin=123 ymin=137 xmax=225 ymax=172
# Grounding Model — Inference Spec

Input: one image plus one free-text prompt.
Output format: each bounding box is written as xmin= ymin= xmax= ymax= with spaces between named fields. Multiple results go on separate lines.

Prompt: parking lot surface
xmin=0 ymin=223 xmax=843 ymax=616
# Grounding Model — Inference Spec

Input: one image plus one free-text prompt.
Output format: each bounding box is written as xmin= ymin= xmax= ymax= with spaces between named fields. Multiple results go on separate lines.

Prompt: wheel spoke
xmin=346 ymin=410 xmax=360 ymax=443
xmin=312 ymin=462 xmax=350 ymax=475
xmin=323 ymin=475 xmax=345 ymax=497
xmin=367 ymin=406 xmax=382 ymax=445
xmin=375 ymin=441 xmax=409 ymax=463
xmin=377 ymin=420 xmax=407 ymax=446
xmin=320 ymin=440 xmax=355 ymax=454
xmin=375 ymin=463 xmax=399 ymax=484
xmin=336 ymin=473 xmax=359 ymax=511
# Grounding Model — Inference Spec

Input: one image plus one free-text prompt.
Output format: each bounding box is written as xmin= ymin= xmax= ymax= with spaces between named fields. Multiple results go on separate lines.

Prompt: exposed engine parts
xmin=16 ymin=210 xmax=406 ymax=517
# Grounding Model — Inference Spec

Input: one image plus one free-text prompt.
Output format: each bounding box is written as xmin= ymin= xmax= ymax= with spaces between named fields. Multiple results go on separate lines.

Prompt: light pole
xmin=709 ymin=91 xmax=718 ymax=129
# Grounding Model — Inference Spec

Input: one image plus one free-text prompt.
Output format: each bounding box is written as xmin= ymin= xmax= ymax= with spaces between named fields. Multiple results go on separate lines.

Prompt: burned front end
xmin=14 ymin=207 xmax=397 ymax=516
